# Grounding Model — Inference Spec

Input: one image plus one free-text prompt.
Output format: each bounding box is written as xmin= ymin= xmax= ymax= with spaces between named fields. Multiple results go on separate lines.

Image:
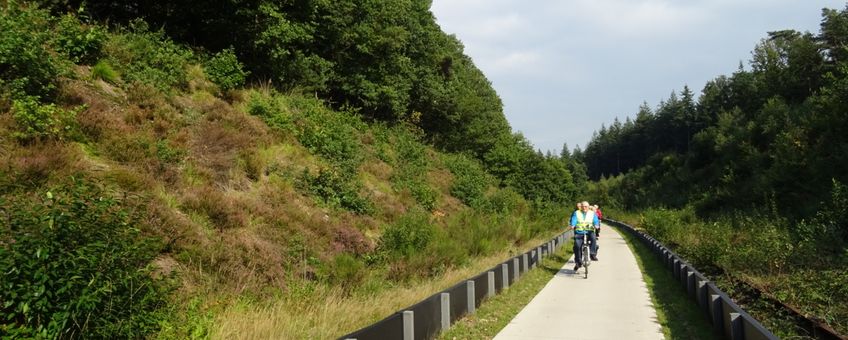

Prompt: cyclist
xmin=592 ymin=204 xmax=603 ymax=238
xmin=570 ymin=201 xmax=599 ymax=271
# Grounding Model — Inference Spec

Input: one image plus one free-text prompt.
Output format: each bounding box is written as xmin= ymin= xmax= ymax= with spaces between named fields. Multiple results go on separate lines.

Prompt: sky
xmin=430 ymin=0 xmax=847 ymax=154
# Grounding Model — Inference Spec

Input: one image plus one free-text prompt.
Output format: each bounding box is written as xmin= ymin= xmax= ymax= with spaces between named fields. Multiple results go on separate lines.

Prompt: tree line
xmin=582 ymin=5 xmax=848 ymax=219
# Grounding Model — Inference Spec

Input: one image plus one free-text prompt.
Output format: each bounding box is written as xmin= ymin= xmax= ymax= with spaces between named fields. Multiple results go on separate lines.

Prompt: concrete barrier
xmin=340 ymin=231 xmax=571 ymax=340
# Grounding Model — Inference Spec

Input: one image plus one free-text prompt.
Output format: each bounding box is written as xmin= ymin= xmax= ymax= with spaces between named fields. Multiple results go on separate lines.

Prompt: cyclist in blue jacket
xmin=569 ymin=201 xmax=599 ymax=271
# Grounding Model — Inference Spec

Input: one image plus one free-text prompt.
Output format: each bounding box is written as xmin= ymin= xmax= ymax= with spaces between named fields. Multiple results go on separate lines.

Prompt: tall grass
xmin=210 ymin=233 xmax=562 ymax=339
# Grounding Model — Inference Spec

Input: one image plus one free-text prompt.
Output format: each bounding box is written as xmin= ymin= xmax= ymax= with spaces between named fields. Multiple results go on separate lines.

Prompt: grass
xmin=438 ymin=240 xmax=573 ymax=339
xmin=615 ymin=225 xmax=719 ymax=340
xmin=207 ymin=233 xmax=567 ymax=339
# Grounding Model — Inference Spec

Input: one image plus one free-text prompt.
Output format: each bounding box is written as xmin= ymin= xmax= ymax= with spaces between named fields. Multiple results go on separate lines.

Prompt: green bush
xmin=0 ymin=180 xmax=167 ymax=338
xmin=246 ymin=91 xmax=293 ymax=132
xmin=298 ymin=168 xmax=373 ymax=215
xmin=408 ymin=180 xmax=437 ymax=211
xmin=795 ymin=180 xmax=848 ymax=257
xmin=104 ymin=20 xmax=193 ymax=91
xmin=388 ymin=128 xmax=438 ymax=210
xmin=379 ymin=210 xmax=434 ymax=257
xmin=54 ymin=13 xmax=106 ymax=64
xmin=319 ymin=254 xmax=365 ymax=290
xmin=294 ymin=103 xmax=365 ymax=173
xmin=204 ymin=48 xmax=249 ymax=91
xmin=11 ymin=96 xmax=82 ymax=143
xmin=0 ymin=4 xmax=63 ymax=100
xmin=481 ymin=188 xmax=526 ymax=214
xmin=445 ymin=154 xmax=490 ymax=207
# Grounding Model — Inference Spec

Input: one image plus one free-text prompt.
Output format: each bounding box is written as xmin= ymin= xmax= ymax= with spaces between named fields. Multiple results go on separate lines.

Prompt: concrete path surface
xmin=494 ymin=224 xmax=664 ymax=340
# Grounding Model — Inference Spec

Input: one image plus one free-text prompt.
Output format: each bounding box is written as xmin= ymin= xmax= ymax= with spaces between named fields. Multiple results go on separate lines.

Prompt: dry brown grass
xmin=209 ymin=231 xmax=560 ymax=340
xmin=59 ymin=77 xmax=130 ymax=141
xmin=181 ymin=185 xmax=251 ymax=230
xmin=3 ymin=142 xmax=85 ymax=186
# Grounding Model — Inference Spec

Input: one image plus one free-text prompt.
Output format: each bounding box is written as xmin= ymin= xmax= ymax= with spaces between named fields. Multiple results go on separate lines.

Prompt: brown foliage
xmin=5 ymin=142 xmax=79 ymax=185
xmin=332 ymin=224 xmax=374 ymax=255
xmin=59 ymin=78 xmax=130 ymax=141
xmin=181 ymin=185 xmax=250 ymax=230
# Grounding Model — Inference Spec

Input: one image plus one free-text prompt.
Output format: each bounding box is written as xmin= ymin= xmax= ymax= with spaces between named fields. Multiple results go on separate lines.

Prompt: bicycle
xmin=579 ymin=233 xmax=590 ymax=279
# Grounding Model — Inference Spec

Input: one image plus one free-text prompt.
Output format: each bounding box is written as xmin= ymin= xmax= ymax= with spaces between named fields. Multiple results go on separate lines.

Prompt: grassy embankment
xmin=1 ymin=5 xmax=569 ymax=338
xmin=607 ymin=207 xmax=848 ymax=338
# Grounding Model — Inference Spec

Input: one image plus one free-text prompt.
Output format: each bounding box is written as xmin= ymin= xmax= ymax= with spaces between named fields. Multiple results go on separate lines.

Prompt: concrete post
xmin=467 ymin=280 xmax=476 ymax=314
xmin=686 ymin=271 xmax=695 ymax=298
xmin=522 ymin=253 xmax=528 ymax=273
xmin=403 ymin=310 xmax=414 ymax=340
xmin=711 ymin=295 xmax=723 ymax=331
xmin=501 ymin=263 xmax=509 ymax=289
xmin=730 ymin=313 xmax=743 ymax=340
xmin=440 ymin=292 xmax=450 ymax=331
xmin=487 ymin=271 xmax=495 ymax=297
xmin=671 ymin=259 xmax=680 ymax=282
xmin=513 ymin=258 xmax=519 ymax=280
xmin=697 ymin=280 xmax=709 ymax=312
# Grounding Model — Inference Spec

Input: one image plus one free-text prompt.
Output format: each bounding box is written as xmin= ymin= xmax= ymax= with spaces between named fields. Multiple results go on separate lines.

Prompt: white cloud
xmin=430 ymin=0 xmax=845 ymax=153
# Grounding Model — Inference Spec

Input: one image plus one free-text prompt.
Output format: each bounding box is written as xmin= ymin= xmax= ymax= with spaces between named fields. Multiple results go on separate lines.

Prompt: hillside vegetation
xmin=584 ymin=5 xmax=848 ymax=337
xmin=0 ymin=2 xmax=580 ymax=338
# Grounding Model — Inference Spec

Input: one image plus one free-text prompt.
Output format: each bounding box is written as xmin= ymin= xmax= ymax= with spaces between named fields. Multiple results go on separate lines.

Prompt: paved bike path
xmin=494 ymin=224 xmax=663 ymax=340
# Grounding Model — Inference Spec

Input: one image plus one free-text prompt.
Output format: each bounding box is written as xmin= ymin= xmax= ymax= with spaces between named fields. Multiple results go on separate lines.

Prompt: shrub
xmin=0 ymin=180 xmax=167 ymax=338
xmin=204 ymin=48 xmax=249 ymax=91
xmin=11 ymin=96 xmax=82 ymax=143
xmin=795 ymin=180 xmax=848 ymax=257
xmin=0 ymin=4 xmax=63 ymax=100
xmin=246 ymin=91 xmax=293 ymax=132
xmin=482 ymin=188 xmax=526 ymax=214
xmin=54 ymin=13 xmax=106 ymax=64
xmin=104 ymin=20 xmax=193 ymax=91
xmin=378 ymin=210 xmax=434 ymax=257
xmin=444 ymin=154 xmax=490 ymax=207
xmin=294 ymin=103 xmax=364 ymax=173
xmin=319 ymin=254 xmax=365 ymax=290
xmin=298 ymin=168 xmax=373 ymax=215
xmin=408 ymin=180 xmax=437 ymax=211
xmin=389 ymin=127 xmax=437 ymax=210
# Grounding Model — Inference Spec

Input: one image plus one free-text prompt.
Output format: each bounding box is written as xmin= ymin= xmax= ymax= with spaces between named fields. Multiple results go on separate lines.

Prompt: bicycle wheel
xmin=582 ymin=245 xmax=590 ymax=278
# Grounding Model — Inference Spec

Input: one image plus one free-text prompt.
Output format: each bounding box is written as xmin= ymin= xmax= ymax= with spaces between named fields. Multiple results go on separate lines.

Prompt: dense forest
xmin=0 ymin=1 xmax=583 ymax=338
xmin=583 ymin=5 xmax=848 ymax=337
xmin=583 ymin=6 xmax=848 ymax=218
